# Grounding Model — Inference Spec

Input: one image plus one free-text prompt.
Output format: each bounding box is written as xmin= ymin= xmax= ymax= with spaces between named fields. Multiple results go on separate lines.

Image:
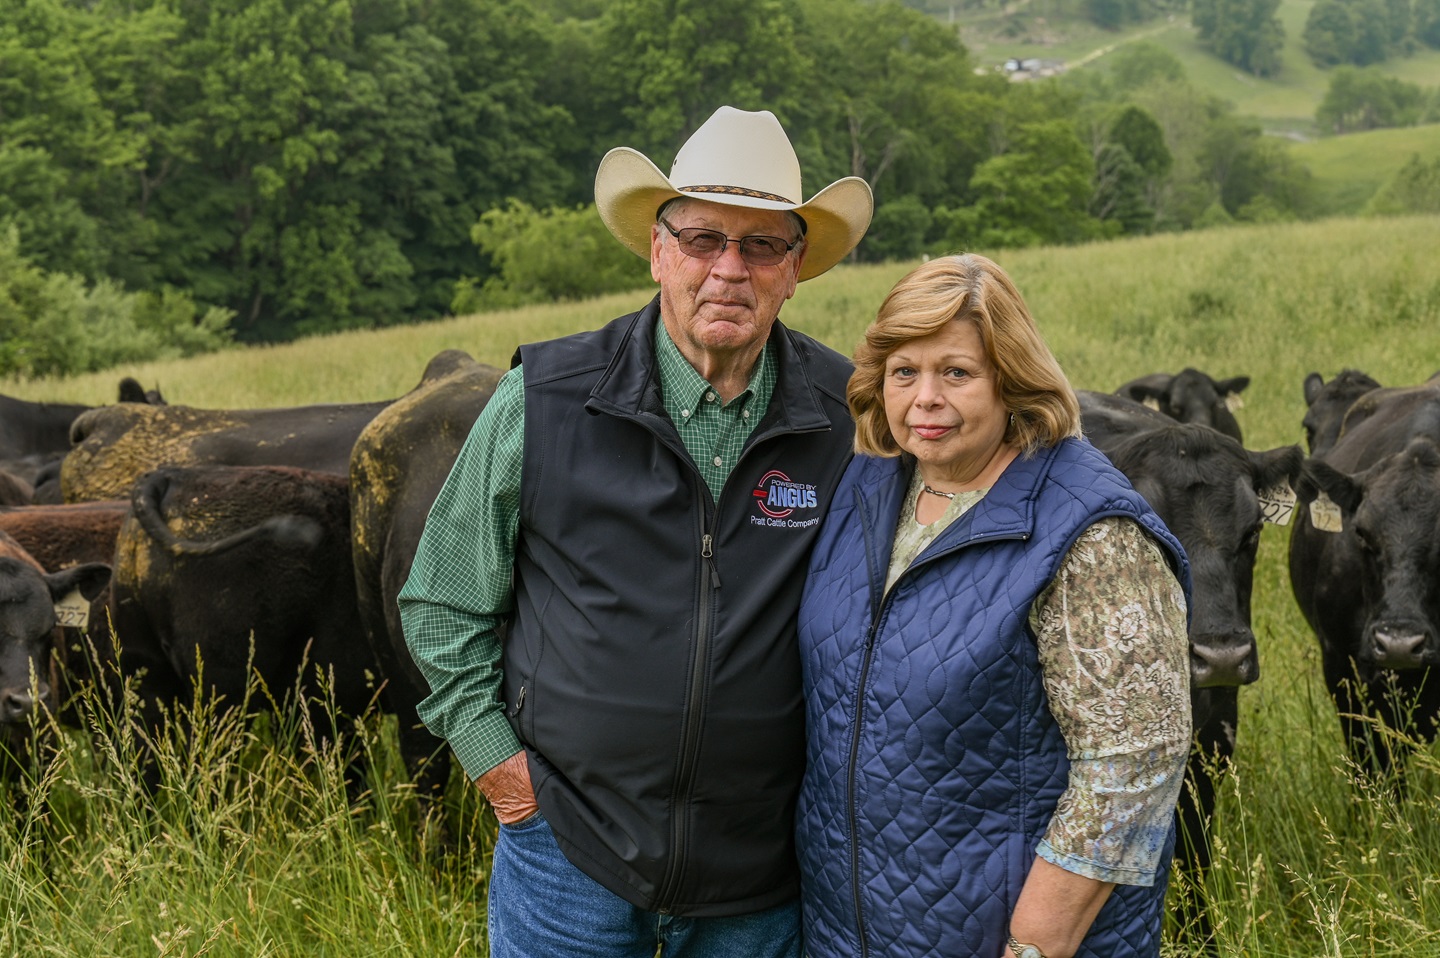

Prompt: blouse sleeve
xmin=1027 ymin=516 xmax=1191 ymax=887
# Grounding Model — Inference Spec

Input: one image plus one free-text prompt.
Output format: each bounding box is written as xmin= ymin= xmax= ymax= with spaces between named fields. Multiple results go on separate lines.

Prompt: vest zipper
xmin=655 ymin=521 xmax=722 ymax=911
xmin=843 ymin=491 xmax=1029 ymax=955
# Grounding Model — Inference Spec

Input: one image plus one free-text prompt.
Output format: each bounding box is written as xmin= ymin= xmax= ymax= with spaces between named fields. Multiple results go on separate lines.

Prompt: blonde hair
xmin=848 ymin=254 xmax=1081 ymax=457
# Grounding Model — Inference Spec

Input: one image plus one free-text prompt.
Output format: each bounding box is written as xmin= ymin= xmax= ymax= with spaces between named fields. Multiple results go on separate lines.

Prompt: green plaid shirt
xmin=397 ymin=318 xmax=777 ymax=779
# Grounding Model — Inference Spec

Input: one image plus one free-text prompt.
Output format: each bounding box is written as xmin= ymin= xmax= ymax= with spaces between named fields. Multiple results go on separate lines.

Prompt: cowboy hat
xmin=595 ymin=106 xmax=874 ymax=282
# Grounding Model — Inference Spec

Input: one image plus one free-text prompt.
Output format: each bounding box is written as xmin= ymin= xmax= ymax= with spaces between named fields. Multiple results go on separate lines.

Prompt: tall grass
xmin=4 ymin=214 xmax=1440 ymax=954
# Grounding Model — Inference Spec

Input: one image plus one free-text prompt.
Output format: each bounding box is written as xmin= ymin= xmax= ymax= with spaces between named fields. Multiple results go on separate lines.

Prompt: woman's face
xmin=882 ymin=319 xmax=1013 ymax=489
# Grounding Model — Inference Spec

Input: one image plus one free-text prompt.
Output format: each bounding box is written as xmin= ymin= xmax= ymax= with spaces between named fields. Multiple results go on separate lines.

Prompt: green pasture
xmin=965 ymin=0 xmax=1440 ymax=136
xmin=1289 ymin=123 xmax=1440 ymax=215
xmin=5 ymin=214 xmax=1440 ymax=954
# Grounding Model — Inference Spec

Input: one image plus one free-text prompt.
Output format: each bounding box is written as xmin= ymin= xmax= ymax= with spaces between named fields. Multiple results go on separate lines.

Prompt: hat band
xmin=680 ymin=184 xmax=797 ymax=205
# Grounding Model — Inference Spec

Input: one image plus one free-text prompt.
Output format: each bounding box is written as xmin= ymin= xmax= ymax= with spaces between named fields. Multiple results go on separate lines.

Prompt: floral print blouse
xmin=886 ymin=470 xmax=1191 ymax=886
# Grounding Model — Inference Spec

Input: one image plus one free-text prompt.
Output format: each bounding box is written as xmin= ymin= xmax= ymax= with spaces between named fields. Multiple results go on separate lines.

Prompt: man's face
xmin=651 ymin=199 xmax=806 ymax=361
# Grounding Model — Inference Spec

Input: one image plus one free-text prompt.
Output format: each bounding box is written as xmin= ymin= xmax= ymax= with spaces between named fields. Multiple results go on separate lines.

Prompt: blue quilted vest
xmin=796 ymin=438 xmax=1191 ymax=958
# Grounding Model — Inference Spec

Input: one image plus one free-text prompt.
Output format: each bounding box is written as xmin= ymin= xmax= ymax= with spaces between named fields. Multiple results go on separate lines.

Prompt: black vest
xmin=504 ymin=297 xmax=856 ymax=917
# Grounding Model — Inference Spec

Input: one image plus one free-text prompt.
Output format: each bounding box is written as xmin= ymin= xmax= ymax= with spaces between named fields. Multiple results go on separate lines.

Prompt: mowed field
xmin=5 ymin=214 xmax=1440 ymax=955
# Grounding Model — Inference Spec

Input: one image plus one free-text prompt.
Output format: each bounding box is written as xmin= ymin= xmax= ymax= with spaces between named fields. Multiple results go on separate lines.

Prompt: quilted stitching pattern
xmin=797 ymin=439 xmax=1189 ymax=958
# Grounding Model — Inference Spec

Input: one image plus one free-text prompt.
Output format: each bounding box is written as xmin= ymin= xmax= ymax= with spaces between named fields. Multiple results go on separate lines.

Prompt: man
xmin=398 ymin=105 xmax=872 ymax=957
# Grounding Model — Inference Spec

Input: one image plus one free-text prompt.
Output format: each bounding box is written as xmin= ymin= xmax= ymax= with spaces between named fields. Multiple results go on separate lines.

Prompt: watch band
xmin=1008 ymin=934 xmax=1047 ymax=958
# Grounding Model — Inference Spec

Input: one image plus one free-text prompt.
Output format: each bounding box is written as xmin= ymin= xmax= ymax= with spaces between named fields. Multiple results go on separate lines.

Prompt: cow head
xmin=1301 ymin=369 xmax=1381 ymax=455
xmin=1118 ymin=369 xmax=1249 ymax=443
xmin=1299 ymin=438 xmax=1440 ymax=672
xmin=0 ymin=557 xmax=112 ymax=749
xmin=1108 ymin=424 xmax=1305 ymax=689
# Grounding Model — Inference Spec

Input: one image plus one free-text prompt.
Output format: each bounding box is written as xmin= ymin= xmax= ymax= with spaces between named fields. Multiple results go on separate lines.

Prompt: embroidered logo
xmin=751 ymin=470 xmax=821 ymax=528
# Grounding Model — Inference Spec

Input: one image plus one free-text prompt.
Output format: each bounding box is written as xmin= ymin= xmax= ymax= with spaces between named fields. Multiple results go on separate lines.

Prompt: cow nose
xmin=1 ymin=685 xmax=45 ymax=722
xmin=1190 ymin=631 xmax=1260 ymax=688
xmin=1369 ymin=624 xmax=1433 ymax=669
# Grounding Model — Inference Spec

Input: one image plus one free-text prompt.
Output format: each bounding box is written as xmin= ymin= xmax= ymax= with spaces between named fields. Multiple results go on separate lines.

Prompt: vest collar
xmin=856 ymin=441 xmax=1067 ymax=550
xmin=585 ymin=293 xmax=834 ymax=434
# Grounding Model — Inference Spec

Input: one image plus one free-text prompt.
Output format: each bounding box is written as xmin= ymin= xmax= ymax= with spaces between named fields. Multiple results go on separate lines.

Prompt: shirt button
xmin=713 ymin=456 xmax=723 ymax=467
xmin=680 ymin=409 xmax=690 ymax=418
xmin=742 ymin=409 xmax=750 ymax=419
xmin=705 ymin=391 xmax=716 ymax=403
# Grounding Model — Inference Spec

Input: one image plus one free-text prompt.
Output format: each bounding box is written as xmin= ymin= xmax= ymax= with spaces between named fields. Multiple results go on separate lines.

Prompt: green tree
xmin=1106 ymin=42 xmax=1185 ymax=91
xmin=859 ymin=196 xmax=935 ymax=262
xmin=1192 ymin=0 xmax=1285 ymax=75
xmin=1316 ymin=66 xmax=1426 ymax=132
xmin=942 ymin=120 xmax=1106 ymax=249
xmin=595 ymin=0 xmax=810 ymax=161
xmin=1303 ymin=0 xmax=1355 ymax=65
xmin=1417 ymin=0 xmax=1440 ymax=46
xmin=456 ymin=201 xmax=651 ymax=311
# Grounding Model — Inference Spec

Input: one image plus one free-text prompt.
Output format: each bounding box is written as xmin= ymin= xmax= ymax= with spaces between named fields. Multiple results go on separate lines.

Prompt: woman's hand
xmin=1005 ymin=857 xmax=1115 ymax=958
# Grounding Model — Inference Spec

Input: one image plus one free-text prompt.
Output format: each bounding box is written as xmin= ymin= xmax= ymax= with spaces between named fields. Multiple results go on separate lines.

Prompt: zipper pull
xmin=701 ymin=534 xmax=721 ymax=588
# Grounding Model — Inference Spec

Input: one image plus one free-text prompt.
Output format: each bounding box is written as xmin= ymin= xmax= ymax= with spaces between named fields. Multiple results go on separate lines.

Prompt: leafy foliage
xmin=0 ymin=227 xmax=233 ymax=378
xmin=1191 ymin=0 xmax=1285 ymax=76
xmin=1316 ymin=67 xmax=1430 ymax=132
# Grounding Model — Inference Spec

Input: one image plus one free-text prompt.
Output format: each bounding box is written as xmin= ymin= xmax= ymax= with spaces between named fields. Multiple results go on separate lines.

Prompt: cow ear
xmin=1217 ymin=376 xmax=1250 ymax=396
xmin=44 ymin=563 xmax=112 ymax=603
xmin=1250 ymin=444 xmax=1305 ymax=491
xmin=1303 ymin=372 xmax=1325 ymax=406
xmin=1296 ymin=459 xmax=1363 ymax=515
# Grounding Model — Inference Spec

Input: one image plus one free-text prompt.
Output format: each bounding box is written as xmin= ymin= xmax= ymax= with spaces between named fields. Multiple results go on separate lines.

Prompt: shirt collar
xmin=654 ymin=316 xmax=774 ymax=420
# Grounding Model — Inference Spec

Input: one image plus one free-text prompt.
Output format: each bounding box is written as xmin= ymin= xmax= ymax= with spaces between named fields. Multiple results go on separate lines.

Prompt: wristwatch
xmin=1007 ymin=935 xmax=1047 ymax=958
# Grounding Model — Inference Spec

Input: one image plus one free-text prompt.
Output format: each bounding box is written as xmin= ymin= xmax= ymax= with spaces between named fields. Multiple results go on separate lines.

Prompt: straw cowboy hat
xmin=595 ymin=106 xmax=874 ymax=282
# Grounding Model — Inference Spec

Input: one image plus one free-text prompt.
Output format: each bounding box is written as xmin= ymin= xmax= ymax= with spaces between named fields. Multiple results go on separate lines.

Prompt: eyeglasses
xmin=658 ymin=218 xmax=800 ymax=267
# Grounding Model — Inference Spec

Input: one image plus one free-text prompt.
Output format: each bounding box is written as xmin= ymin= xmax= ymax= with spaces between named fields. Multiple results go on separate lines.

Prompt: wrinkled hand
xmin=476 ymin=750 xmax=539 ymax=825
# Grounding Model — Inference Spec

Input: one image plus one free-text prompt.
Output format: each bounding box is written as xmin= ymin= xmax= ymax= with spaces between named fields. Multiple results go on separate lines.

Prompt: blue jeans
xmin=488 ymin=813 xmax=801 ymax=958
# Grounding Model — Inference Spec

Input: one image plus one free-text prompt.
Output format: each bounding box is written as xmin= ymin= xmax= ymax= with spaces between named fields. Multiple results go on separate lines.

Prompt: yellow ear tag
xmin=1224 ymin=393 xmax=1245 ymax=412
xmin=1310 ymin=492 xmax=1344 ymax=533
xmin=54 ymin=589 xmax=90 ymax=629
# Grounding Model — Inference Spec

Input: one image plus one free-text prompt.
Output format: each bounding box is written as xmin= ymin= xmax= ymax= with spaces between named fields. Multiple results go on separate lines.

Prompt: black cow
xmin=349 ymin=350 xmax=504 ymax=803
xmin=108 ymin=465 xmax=378 ymax=786
xmin=1078 ymin=390 xmax=1306 ymax=947
xmin=0 ymin=532 xmax=110 ymax=783
xmin=63 ymin=394 xmax=393 ymax=502
xmin=1116 ymin=368 xmax=1250 ymax=442
xmin=0 ymin=502 xmax=128 ymax=692
xmin=1301 ymin=369 xmax=1382 ymax=455
xmin=0 ymin=469 xmax=32 ymax=507
xmin=1290 ymin=376 xmax=1440 ymax=781
xmin=0 ymin=379 xmax=165 ymax=493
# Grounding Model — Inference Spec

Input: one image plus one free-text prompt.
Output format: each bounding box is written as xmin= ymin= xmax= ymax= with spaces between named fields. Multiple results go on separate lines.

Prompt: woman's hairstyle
xmin=848 ymin=254 xmax=1081 ymax=457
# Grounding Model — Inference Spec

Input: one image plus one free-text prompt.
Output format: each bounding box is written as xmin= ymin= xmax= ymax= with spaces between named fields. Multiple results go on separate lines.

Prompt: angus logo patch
xmin=751 ymin=470 xmax=821 ymax=528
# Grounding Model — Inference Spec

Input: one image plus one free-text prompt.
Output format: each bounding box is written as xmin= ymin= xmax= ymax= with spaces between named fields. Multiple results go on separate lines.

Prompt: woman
xmin=796 ymin=255 xmax=1192 ymax=958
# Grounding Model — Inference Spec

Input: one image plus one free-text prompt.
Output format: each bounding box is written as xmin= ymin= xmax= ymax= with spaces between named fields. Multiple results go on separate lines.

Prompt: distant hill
xmin=920 ymin=0 xmax=1440 ymax=137
xmin=1288 ymin=123 xmax=1440 ymax=214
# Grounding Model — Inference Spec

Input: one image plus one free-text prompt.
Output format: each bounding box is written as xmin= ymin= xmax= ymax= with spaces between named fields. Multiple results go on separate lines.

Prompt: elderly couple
xmin=399 ymin=107 xmax=1192 ymax=958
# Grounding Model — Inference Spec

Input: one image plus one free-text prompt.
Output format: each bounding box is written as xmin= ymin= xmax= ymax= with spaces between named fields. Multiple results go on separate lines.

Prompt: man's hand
xmin=476 ymin=750 xmax=539 ymax=825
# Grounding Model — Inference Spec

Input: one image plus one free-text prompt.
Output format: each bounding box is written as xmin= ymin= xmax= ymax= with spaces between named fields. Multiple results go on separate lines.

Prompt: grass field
xmin=1289 ymin=123 xmax=1440 ymax=214
xmin=4 ymin=214 xmax=1440 ymax=954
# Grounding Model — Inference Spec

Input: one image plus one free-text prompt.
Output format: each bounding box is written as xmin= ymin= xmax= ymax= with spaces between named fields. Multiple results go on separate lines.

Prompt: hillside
xmin=944 ymin=0 xmax=1440 ymax=136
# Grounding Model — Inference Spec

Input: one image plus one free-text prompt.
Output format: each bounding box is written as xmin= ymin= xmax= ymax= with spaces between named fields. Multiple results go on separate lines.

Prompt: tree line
xmin=0 ymin=0 xmax=1411 ymax=374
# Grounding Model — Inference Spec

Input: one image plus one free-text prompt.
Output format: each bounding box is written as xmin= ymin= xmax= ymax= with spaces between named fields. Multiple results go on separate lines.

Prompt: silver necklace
xmin=922 ymin=484 xmax=956 ymax=499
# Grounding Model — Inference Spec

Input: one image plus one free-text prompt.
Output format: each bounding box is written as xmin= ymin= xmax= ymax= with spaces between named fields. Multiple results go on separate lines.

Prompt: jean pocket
xmin=498 ymin=809 xmax=546 ymax=832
